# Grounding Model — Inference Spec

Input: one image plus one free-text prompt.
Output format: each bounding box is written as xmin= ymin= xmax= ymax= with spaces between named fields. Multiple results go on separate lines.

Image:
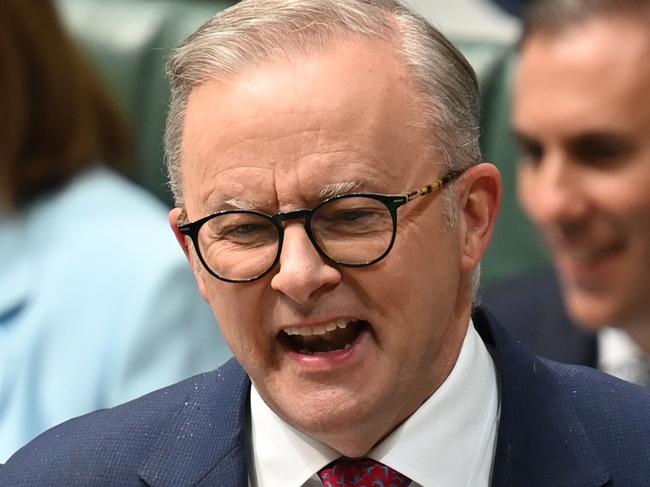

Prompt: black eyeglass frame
xmin=178 ymin=168 xmax=465 ymax=283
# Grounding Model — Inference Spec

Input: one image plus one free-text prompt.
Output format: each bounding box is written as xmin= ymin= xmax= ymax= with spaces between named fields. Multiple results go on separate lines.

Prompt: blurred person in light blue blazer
xmin=0 ymin=0 xmax=230 ymax=462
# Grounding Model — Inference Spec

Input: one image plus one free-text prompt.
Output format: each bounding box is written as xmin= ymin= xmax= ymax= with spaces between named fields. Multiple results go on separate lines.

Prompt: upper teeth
xmin=283 ymin=319 xmax=351 ymax=336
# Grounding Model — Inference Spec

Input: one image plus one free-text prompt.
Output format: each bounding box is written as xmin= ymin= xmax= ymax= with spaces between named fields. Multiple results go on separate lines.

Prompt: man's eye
xmin=209 ymin=219 xmax=276 ymax=244
xmin=319 ymin=209 xmax=388 ymax=237
xmin=221 ymin=223 xmax=268 ymax=238
xmin=325 ymin=208 xmax=385 ymax=225
xmin=518 ymin=139 xmax=544 ymax=167
xmin=573 ymin=139 xmax=634 ymax=168
xmin=229 ymin=224 xmax=261 ymax=235
xmin=335 ymin=210 xmax=377 ymax=222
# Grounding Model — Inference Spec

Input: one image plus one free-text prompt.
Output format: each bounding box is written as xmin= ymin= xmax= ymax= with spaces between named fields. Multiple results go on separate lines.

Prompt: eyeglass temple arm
xmin=176 ymin=208 xmax=194 ymax=234
xmin=405 ymin=168 xmax=465 ymax=202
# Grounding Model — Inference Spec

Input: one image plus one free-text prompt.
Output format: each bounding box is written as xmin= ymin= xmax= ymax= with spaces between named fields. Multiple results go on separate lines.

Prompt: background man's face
xmin=178 ymin=38 xmax=474 ymax=454
xmin=514 ymin=18 xmax=650 ymax=332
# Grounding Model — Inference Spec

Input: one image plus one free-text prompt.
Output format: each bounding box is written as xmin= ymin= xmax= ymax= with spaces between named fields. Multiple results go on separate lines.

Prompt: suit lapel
xmin=473 ymin=308 xmax=611 ymax=487
xmin=138 ymin=360 xmax=251 ymax=487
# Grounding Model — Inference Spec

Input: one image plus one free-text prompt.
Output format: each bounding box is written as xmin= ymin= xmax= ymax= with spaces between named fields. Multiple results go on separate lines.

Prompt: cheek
xmin=200 ymin=280 xmax=265 ymax=353
xmin=365 ymin=232 xmax=460 ymax=319
xmin=603 ymin=180 xmax=650 ymax=218
xmin=624 ymin=201 xmax=650 ymax=263
xmin=517 ymin=167 xmax=538 ymax=219
xmin=357 ymin=257 xmax=458 ymax=371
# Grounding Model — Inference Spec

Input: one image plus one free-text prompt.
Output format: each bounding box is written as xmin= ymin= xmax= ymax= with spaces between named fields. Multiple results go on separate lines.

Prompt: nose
xmin=519 ymin=151 xmax=589 ymax=228
xmin=270 ymin=223 xmax=342 ymax=304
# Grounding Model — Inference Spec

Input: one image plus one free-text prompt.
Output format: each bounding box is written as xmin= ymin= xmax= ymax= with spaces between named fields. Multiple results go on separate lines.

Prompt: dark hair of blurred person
xmin=490 ymin=0 xmax=535 ymax=18
xmin=521 ymin=0 xmax=650 ymax=37
xmin=0 ymin=0 xmax=130 ymax=209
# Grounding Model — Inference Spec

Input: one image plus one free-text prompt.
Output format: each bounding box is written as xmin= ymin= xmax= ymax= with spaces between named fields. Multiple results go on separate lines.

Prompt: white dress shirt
xmin=249 ymin=319 xmax=500 ymax=487
xmin=599 ymin=327 xmax=650 ymax=387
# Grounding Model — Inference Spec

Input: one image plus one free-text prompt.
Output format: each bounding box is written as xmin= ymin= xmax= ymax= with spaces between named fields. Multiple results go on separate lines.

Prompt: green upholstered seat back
xmin=453 ymin=39 xmax=549 ymax=283
xmin=478 ymin=47 xmax=549 ymax=283
xmin=55 ymin=0 xmax=237 ymax=205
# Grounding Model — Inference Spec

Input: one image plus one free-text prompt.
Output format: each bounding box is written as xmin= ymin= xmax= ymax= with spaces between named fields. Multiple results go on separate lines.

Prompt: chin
xmin=565 ymin=290 xmax=628 ymax=331
xmin=272 ymin=384 xmax=393 ymax=453
xmin=281 ymin=386 xmax=366 ymax=426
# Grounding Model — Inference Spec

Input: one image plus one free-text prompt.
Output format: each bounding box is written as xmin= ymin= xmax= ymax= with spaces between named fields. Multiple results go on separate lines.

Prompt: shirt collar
xmin=249 ymin=319 xmax=500 ymax=487
xmin=598 ymin=327 xmax=650 ymax=386
xmin=249 ymin=384 xmax=338 ymax=486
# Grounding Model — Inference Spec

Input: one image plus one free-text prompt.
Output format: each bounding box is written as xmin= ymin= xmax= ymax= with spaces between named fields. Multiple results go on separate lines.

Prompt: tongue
xmin=290 ymin=321 xmax=365 ymax=354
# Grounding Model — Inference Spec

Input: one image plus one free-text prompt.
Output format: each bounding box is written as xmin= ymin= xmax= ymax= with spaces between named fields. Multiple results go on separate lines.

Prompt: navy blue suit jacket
xmin=2 ymin=308 xmax=650 ymax=486
xmin=483 ymin=268 xmax=598 ymax=367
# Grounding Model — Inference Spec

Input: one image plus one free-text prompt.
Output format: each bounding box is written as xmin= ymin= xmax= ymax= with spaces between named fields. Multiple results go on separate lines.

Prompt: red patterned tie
xmin=318 ymin=458 xmax=411 ymax=486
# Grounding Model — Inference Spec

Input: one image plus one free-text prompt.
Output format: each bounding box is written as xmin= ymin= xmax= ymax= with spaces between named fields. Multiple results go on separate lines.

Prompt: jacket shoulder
xmin=548 ymin=358 xmax=650 ymax=428
xmin=475 ymin=307 xmax=650 ymax=486
xmin=0 ymin=362 xmax=245 ymax=486
xmin=544 ymin=359 xmax=650 ymax=475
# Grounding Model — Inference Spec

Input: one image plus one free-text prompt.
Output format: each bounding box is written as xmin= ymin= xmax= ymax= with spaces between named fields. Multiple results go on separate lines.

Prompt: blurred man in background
xmin=0 ymin=0 xmax=229 ymax=461
xmin=484 ymin=0 xmax=650 ymax=385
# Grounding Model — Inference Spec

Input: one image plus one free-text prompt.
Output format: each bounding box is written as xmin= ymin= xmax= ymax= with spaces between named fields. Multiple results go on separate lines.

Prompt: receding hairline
xmin=179 ymin=31 xmax=438 ymax=141
xmin=167 ymin=3 xmax=399 ymax=94
xmin=519 ymin=11 xmax=650 ymax=74
xmin=522 ymin=0 xmax=650 ymax=42
xmin=180 ymin=29 xmax=416 ymax=102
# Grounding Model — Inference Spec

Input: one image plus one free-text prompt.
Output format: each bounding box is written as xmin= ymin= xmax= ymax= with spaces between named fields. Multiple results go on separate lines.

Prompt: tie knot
xmin=318 ymin=457 xmax=411 ymax=486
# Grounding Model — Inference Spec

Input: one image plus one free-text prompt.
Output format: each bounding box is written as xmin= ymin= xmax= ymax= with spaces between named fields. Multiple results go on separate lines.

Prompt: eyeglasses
xmin=179 ymin=169 xmax=464 ymax=283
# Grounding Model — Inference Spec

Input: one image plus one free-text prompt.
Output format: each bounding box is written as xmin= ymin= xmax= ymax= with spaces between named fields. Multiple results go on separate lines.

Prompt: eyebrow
xmin=200 ymin=196 xmax=257 ymax=215
xmin=223 ymin=198 xmax=257 ymax=211
xmin=205 ymin=180 xmax=364 ymax=214
xmin=319 ymin=181 xmax=362 ymax=199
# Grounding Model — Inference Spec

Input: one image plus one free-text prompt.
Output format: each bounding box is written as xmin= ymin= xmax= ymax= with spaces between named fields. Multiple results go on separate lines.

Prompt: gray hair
xmin=164 ymin=0 xmax=481 ymax=207
xmin=522 ymin=0 xmax=650 ymax=42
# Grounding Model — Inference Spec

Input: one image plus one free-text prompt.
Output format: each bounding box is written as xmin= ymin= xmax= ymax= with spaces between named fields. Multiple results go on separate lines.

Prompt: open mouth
xmin=280 ymin=319 xmax=369 ymax=355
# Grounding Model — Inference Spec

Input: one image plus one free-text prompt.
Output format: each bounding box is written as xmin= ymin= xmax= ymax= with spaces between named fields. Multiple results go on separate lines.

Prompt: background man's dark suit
xmin=483 ymin=268 xmax=598 ymax=367
xmin=2 ymin=308 xmax=650 ymax=487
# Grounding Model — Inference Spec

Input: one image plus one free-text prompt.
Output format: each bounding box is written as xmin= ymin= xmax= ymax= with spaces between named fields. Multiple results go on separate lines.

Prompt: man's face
xmin=514 ymin=18 xmax=650 ymax=332
xmin=176 ymin=38 xmax=489 ymax=455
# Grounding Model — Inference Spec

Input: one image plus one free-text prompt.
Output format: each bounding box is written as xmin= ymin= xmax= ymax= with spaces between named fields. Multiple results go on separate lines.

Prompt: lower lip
xmin=285 ymin=328 xmax=371 ymax=373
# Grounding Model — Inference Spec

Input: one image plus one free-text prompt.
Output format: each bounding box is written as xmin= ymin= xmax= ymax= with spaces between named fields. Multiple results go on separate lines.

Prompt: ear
xmin=455 ymin=163 xmax=502 ymax=272
xmin=169 ymin=207 xmax=192 ymax=258
xmin=169 ymin=207 xmax=210 ymax=300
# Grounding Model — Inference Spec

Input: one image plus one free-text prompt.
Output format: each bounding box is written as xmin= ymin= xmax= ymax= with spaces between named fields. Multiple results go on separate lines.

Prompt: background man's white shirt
xmin=599 ymin=328 xmax=650 ymax=387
